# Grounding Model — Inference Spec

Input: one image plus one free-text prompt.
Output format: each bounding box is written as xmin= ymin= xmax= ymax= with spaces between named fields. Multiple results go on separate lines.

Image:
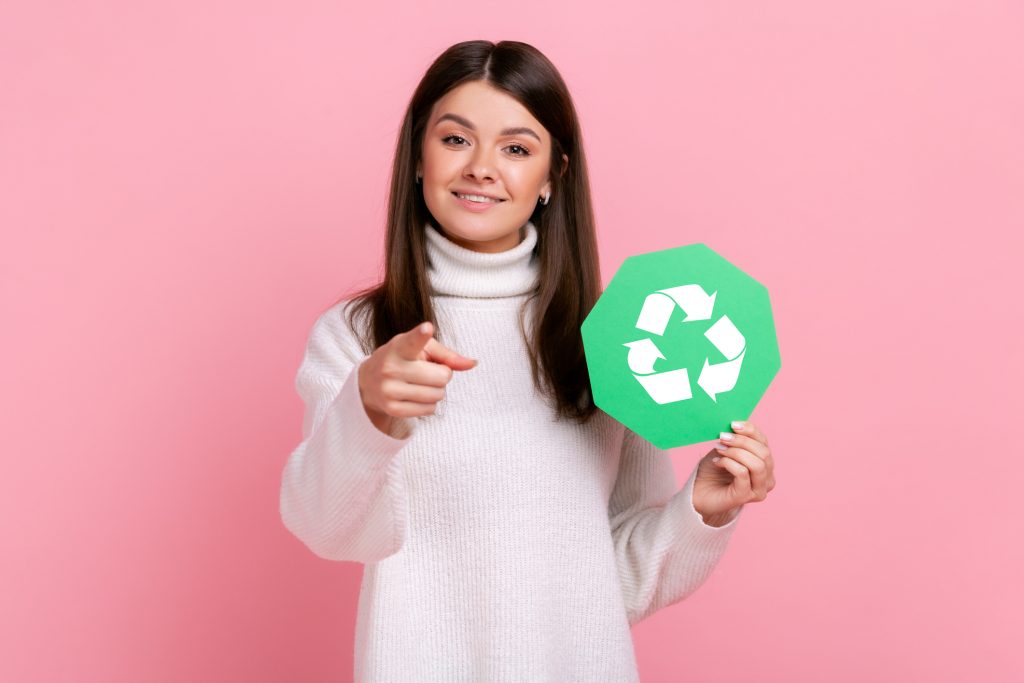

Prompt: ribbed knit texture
xmin=279 ymin=219 xmax=743 ymax=682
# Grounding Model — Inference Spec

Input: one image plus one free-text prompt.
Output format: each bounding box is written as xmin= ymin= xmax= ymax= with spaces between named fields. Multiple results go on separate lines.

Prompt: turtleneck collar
xmin=424 ymin=219 xmax=540 ymax=298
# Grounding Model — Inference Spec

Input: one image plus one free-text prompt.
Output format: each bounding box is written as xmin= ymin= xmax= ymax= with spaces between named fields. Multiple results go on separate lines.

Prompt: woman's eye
xmin=441 ymin=135 xmax=530 ymax=157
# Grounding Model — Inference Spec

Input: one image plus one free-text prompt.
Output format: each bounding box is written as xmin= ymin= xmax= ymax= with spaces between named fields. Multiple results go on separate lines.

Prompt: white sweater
xmin=279 ymin=219 xmax=743 ymax=682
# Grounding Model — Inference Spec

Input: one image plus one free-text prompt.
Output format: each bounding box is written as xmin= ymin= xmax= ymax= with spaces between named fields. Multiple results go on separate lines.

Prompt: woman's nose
xmin=465 ymin=149 xmax=497 ymax=181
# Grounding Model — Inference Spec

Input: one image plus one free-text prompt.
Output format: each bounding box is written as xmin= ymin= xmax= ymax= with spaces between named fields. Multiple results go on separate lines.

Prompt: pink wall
xmin=2 ymin=1 xmax=1021 ymax=681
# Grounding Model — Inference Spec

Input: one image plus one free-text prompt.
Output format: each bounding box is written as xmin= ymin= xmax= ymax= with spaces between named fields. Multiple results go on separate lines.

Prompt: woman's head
xmin=345 ymin=40 xmax=602 ymax=423
xmin=417 ymin=79 xmax=568 ymax=254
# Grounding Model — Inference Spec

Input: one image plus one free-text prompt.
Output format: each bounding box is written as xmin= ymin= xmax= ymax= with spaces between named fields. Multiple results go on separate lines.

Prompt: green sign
xmin=582 ymin=243 xmax=781 ymax=449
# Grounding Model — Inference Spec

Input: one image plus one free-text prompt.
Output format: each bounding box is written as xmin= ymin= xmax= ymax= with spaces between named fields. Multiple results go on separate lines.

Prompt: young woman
xmin=279 ymin=39 xmax=776 ymax=682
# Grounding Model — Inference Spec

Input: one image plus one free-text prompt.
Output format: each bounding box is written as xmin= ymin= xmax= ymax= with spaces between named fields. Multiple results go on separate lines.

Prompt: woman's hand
xmin=691 ymin=420 xmax=775 ymax=526
xmin=358 ymin=321 xmax=477 ymax=433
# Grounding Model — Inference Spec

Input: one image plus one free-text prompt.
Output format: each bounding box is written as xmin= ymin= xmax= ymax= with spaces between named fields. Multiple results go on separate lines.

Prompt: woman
xmin=279 ymin=39 xmax=776 ymax=682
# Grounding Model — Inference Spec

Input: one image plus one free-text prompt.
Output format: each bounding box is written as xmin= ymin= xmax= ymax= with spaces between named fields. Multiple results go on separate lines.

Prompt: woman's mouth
xmin=452 ymin=191 xmax=506 ymax=212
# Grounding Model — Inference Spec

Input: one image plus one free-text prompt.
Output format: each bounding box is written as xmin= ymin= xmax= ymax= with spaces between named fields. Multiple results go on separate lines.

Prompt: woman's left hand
xmin=691 ymin=420 xmax=776 ymax=525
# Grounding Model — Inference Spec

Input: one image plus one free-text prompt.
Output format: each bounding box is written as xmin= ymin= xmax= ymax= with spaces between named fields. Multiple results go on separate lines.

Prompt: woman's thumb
xmin=425 ymin=337 xmax=477 ymax=370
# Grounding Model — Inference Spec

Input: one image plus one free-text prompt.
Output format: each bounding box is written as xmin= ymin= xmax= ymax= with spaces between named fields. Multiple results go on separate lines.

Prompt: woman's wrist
xmin=357 ymin=375 xmax=394 ymax=435
xmin=699 ymin=506 xmax=740 ymax=527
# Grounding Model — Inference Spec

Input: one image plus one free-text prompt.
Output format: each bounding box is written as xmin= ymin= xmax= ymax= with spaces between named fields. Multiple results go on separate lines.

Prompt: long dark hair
xmin=339 ymin=40 xmax=602 ymax=424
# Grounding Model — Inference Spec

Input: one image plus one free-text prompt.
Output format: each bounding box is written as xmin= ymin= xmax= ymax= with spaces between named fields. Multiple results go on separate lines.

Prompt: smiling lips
xmin=452 ymin=191 xmax=505 ymax=212
xmin=452 ymin=189 xmax=505 ymax=200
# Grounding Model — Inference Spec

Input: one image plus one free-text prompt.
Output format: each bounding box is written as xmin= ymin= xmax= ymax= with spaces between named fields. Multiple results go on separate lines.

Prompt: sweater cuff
xmin=666 ymin=463 xmax=743 ymax=556
xmin=333 ymin=362 xmax=416 ymax=457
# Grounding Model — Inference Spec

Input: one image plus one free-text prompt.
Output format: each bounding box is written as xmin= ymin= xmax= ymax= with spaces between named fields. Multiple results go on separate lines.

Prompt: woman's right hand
xmin=357 ymin=321 xmax=477 ymax=432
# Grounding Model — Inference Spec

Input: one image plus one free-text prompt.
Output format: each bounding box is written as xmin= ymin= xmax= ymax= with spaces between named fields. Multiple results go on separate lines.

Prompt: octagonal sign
xmin=582 ymin=243 xmax=781 ymax=449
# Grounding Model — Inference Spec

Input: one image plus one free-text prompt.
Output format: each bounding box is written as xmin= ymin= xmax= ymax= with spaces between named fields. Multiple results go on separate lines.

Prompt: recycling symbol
xmin=581 ymin=243 xmax=781 ymax=449
xmin=624 ymin=284 xmax=746 ymax=405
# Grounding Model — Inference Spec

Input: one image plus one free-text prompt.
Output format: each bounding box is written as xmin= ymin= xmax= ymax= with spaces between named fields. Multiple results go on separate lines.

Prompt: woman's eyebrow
xmin=434 ymin=113 xmax=542 ymax=143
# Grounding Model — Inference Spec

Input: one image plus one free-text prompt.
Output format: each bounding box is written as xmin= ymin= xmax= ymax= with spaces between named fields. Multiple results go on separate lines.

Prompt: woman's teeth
xmin=454 ymin=192 xmax=503 ymax=203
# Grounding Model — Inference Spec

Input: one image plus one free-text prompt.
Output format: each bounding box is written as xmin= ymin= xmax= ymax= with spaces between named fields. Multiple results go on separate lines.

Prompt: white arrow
xmin=623 ymin=338 xmax=665 ymax=375
xmin=697 ymin=348 xmax=746 ymax=403
xmin=636 ymin=369 xmax=693 ymax=404
xmin=704 ymin=314 xmax=745 ymax=361
xmin=634 ymin=292 xmax=676 ymax=336
xmin=635 ymin=285 xmax=718 ymax=336
xmin=658 ymin=284 xmax=718 ymax=323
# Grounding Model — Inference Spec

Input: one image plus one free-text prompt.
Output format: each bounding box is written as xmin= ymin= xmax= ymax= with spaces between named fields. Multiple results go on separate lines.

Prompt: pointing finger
xmin=394 ymin=322 xmax=435 ymax=360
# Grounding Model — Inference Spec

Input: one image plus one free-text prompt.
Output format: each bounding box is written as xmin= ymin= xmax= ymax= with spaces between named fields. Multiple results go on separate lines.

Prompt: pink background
xmin=2 ymin=1 xmax=1021 ymax=681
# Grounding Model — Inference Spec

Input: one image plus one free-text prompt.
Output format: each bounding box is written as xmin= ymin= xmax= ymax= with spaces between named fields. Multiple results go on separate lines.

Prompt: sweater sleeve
xmin=278 ymin=304 xmax=416 ymax=564
xmin=608 ymin=426 xmax=743 ymax=627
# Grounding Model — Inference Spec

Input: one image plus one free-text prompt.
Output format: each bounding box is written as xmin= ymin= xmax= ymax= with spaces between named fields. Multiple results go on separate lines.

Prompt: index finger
xmin=393 ymin=322 xmax=434 ymax=360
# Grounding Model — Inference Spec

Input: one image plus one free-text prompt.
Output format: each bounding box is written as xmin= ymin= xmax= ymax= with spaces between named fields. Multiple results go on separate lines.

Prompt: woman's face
xmin=419 ymin=80 xmax=567 ymax=253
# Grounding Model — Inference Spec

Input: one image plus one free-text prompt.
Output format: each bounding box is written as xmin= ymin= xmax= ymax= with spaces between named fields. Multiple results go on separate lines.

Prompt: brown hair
xmin=339 ymin=40 xmax=602 ymax=424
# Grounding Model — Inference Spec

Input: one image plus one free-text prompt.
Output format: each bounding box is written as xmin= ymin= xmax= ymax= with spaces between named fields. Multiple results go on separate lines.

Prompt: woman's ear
xmin=560 ymin=153 xmax=569 ymax=177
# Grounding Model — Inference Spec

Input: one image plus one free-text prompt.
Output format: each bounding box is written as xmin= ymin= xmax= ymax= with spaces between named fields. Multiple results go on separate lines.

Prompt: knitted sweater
xmin=279 ymin=219 xmax=743 ymax=682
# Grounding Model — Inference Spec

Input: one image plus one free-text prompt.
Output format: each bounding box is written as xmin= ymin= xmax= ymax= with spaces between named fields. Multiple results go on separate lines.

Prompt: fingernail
xmin=715 ymin=444 xmax=728 ymax=452
xmin=731 ymin=421 xmax=745 ymax=430
xmin=719 ymin=432 xmax=733 ymax=442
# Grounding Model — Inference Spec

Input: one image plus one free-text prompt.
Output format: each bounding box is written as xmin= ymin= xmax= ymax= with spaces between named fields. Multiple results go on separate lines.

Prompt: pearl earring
xmin=540 ymin=193 xmax=550 ymax=205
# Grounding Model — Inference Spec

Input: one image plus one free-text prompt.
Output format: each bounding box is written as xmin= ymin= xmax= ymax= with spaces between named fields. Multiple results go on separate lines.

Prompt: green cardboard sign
xmin=582 ymin=243 xmax=781 ymax=449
